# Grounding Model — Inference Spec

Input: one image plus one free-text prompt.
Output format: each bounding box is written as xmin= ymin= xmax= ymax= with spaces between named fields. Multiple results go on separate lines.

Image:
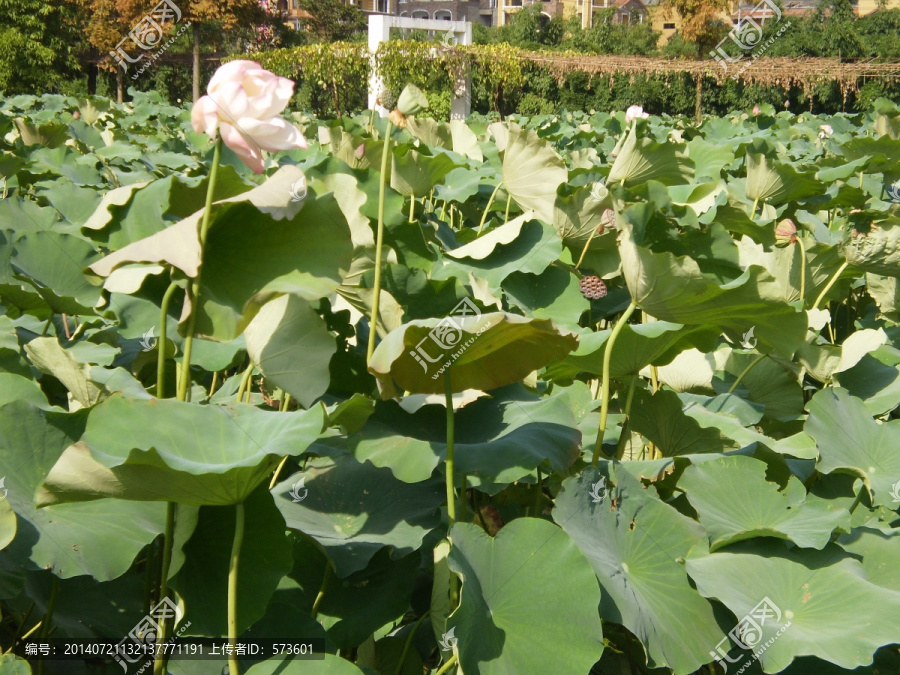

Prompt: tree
xmin=0 ymin=0 xmax=86 ymax=94
xmin=662 ymin=0 xmax=732 ymax=58
xmin=298 ymin=0 xmax=366 ymax=43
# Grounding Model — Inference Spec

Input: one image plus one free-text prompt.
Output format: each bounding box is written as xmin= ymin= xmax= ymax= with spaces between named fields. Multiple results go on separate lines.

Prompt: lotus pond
xmin=1 ymin=89 xmax=900 ymax=675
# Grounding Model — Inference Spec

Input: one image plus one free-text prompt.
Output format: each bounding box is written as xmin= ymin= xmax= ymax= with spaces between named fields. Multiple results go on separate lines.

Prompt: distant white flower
xmin=818 ymin=124 xmax=833 ymax=139
xmin=625 ymin=105 xmax=649 ymax=123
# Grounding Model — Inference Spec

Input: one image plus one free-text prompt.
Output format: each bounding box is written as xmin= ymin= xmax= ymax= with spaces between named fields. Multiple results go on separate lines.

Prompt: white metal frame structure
xmin=368 ymin=15 xmax=473 ymax=120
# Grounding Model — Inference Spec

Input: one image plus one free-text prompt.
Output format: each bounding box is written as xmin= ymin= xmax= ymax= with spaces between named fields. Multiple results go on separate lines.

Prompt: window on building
xmin=435 ymin=9 xmax=452 ymax=19
xmin=663 ymin=22 xmax=675 ymax=28
xmin=292 ymin=0 xmax=298 ymax=8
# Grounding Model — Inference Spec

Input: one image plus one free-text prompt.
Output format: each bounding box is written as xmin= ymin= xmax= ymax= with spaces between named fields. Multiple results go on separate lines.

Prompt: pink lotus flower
xmin=752 ymin=105 xmax=761 ymax=116
xmin=191 ymin=60 xmax=307 ymax=174
xmin=625 ymin=105 xmax=649 ymax=123
xmin=819 ymin=124 xmax=833 ymax=137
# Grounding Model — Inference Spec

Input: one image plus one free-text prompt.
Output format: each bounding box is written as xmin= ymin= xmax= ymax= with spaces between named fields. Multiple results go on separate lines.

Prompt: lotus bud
xmin=73 ymin=110 xmax=81 ymax=120
xmin=376 ymin=88 xmax=396 ymax=111
xmin=774 ymin=219 xmax=798 ymax=247
xmin=396 ymin=84 xmax=429 ymax=117
xmin=597 ymin=208 xmax=615 ymax=234
xmin=579 ymin=275 xmax=608 ymax=300
xmin=752 ymin=105 xmax=761 ymax=116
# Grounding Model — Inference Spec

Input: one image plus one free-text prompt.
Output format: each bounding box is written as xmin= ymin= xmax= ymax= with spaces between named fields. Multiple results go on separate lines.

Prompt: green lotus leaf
xmin=842 ymin=221 xmax=900 ymax=276
xmin=339 ymin=387 xmax=580 ymax=486
xmin=0 ymin=500 xmax=15 ymax=552
xmin=553 ymin=464 xmax=722 ymax=674
xmin=806 ymin=387 xmax=900 ymax=508
xmin=244 ymin=294 xmax=336 ymax=409
xmin=685 ymin=540 xmax=900 ymax=672
xmin=838 ymin=526 xmax=900 ymax=593
xmin=8 ymin=230 xmax=101 ymax=314
xmin=171 ymin=486 xmax=292 ymax=636
xmin=834 ymin=345 xmax=900 ymax=415
xmin=0 ymin=400 xmax=167 ymax=580
xmin=629 ymin=388 xmax=738 ymax=456
xmin=746 ymin=152 xmax=825 ymax=205
xmin=271 ymin=455 xmax=443 ymax=577
xmin=368 ymin=312 xmax=578 ymax=398
xmin=608 ymin=122 xmax=694 ymax=187
xmin=433 ymin=218 xmax=561 ymax=293
xmin=285 ymin=536 xmax=420 ymax=650
xmin=679 ymin=455 xmax=851 ymax=551
xmin=501 ymin=266 xmax=589 ymax=330
xmin=617 ymin=207 xmax=807 ymax=357
xmin=501 ymin=123 xmax=568 ymax=223
xmin=551 ymin=184 xmax=609 ymax=247
xmin=38 ymin=396 xmax=326 ymax=506
xmin=686 ymin=137 xmax=735 ymax=181
xmin=88 ymin=166 xmax=353 ymax=341
xmin=550 ymin=321 xmax=719 ymax=380
xmin=447 ymin=519 xmax=604 ymax=675
xmin=390 ymin=146 xmax=459 ymax=198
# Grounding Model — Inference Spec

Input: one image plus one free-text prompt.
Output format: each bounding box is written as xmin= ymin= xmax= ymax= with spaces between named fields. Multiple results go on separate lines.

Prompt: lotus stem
xmin=435 ymin=652 xmax=458 ymax=675
xmin=477 ymin=181 xmax=503 ymax=234
xmin=444 ymin=368 xmax=459 ymax=609
xmin=798 ymin=240 xmax=807 ymax=306
xmin=592 ymin=301 xmax=638 ymax=466
xmin=574 ymin=226 xmax=600 ymax=272
xmin=269 ymin=455 xmax=290 ymax=490
xmin=393 ymin=612 xmax=429 ymax=675
xmin=749 ymin=197 xmax=759 ymax=219
xmin=408 ymin=196 xmax=415 ymax=223
xmin=366 ymin=121 xmax=394 ymax=364
xmin=310 ymin=564 xmax=332 ymax=620
xmin=445 ymin=371 xmax=457 ymax=527
xmin=459 ymin=473 xmax=467 ymax=524
xmin=504 ymin=193 xmax=512 ymax=222
xmin=812 ymin=262 xmax=849 ymax=311
xmin=533 ymin=466 xmax=543 ymax=516
xmin=227 ymin=502 xmax=245 ymax=675
xmin=728 ymin=353 xmax=767 ymax=394
xmin=35 ymin=575 xmax=58 ymax=675
xmin=177 ymin=136 xmax=222 ymax=401
xmin=157 ymin=281 xmax=179 ymax=399
xmin=236 ymin=362 xmax=253 ymax=403
xmin=848 ymin=484 xmax=866 ymax=514
xmin=152 ymin=502 xmax=176 ymax=675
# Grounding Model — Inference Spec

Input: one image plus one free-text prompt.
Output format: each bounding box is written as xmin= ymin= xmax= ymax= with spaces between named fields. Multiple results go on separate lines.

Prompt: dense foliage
xmin=1 ymin=89 xmax=900 ymax=674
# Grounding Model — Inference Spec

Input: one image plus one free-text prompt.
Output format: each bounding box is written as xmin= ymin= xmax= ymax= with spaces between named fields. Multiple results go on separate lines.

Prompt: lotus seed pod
xmin=376 ymin=88 xmax=396 ymax=111
xmin=579 ymin=275 xmax=608 ymax=300
xmin=774 ymin=219 xmax=798 ymax=247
